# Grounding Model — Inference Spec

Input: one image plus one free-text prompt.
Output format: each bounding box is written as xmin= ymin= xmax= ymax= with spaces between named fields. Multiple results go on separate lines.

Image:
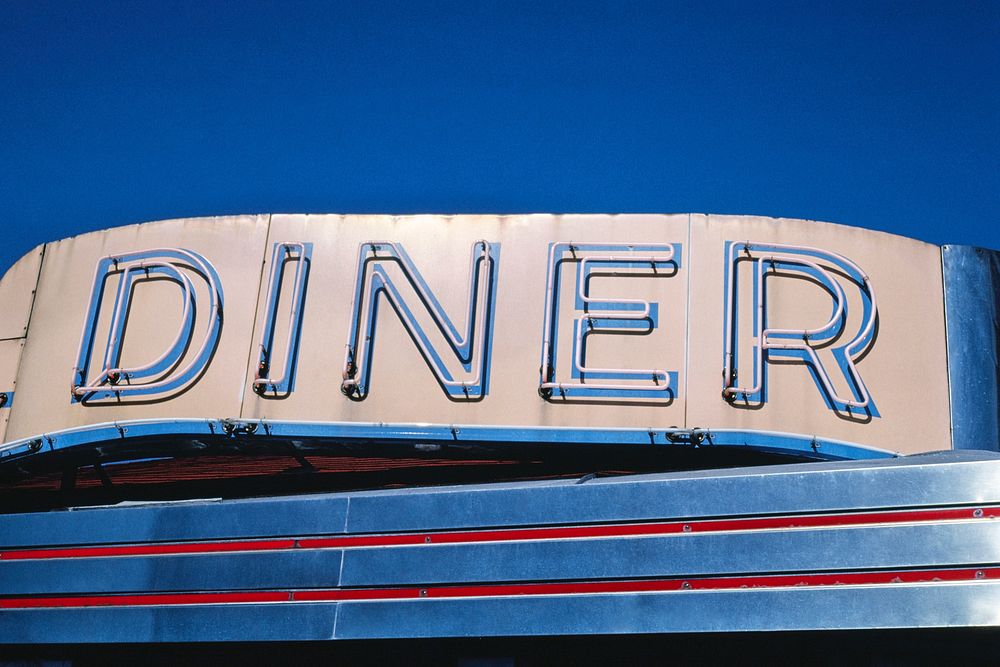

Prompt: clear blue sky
xmin=1 ymin=1 xmax=997 ymax=273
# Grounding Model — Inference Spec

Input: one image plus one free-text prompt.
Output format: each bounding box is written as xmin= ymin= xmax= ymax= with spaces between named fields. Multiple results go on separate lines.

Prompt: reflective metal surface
xmin=1 ymin=451 xmax=999 ymax=642
xmin=943 ymin=244 xmax=1000 ymax=452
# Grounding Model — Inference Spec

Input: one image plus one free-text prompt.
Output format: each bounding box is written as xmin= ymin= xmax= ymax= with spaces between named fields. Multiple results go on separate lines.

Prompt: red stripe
xmin=2 ymin=567 xmax=996 ymax=609
xmin=2 ymin=505 xmax=995 ymax=561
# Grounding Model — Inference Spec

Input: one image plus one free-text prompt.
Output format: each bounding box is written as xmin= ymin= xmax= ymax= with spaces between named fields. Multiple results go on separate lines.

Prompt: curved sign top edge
xmin=0 ymin=212 xmax=953 ymax=280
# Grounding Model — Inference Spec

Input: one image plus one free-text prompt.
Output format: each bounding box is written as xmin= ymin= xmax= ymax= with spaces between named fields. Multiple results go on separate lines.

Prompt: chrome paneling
xmin=2 ymin=451 xmax=999 ymax=549
xmin=2 ymin=452 xmax=1000 ymax=641
xmin=339 ymin=523 xmax=1000 ymax=587
xmin=4 ymin=583 xmax=1000 ymax=643
xmin=0 ymin=604 xmax=338 ymax=643
xmin=333 ymin=583 xmax=1000 ymax=639
xmin=0 ymin=550 xmax=345 ymax=595
xmin=344 ymin=452 xmax=1000 ymax=533
xmin=943 ymin=244 xmax=1000 ymax=451
xmin=0 ymin=494 xmax=349 ymax=549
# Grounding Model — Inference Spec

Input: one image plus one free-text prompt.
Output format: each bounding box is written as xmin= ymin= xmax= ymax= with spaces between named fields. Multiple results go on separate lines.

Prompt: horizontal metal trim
xmin=7 ymin=584 xmax=999 ymax=643
xmin=0 ymin=495 xmax=351 ymax=549
xmin=339 ymin=522 xmax=1000 ymax=587
xmin=7 ymin=521 xmax=997 ymax=595
xmin=3 ymin=504 xmax=996 ymax=562
xmin=4 ymin=453 xmax=997 ymax=550
xmin=0 ymin=603 xmax=338 ymax=643
xmin=2 ymin=566 xmax=996 ymax=610
xmin=0 ymin=550 xmax=346 ymax=596
xmin=332 ymin=582 xmax=1000 ymax=639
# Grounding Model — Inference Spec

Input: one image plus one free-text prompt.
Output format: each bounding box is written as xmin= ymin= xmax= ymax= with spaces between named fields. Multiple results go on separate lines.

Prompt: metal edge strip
xmin=0 ymin=418 xmax=897 ymax=463
xmin=3 ymin=504 xmax=995 ymax=561
xmin=2 ymin=565 xmax=997 ymax=610
xmin=942 ymin=245 xmax=1000 ymax=451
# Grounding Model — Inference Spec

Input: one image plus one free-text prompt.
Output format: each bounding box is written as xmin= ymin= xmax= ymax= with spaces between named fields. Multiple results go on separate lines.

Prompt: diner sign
xmin=0 ymin=214 xmax=951 ymax=456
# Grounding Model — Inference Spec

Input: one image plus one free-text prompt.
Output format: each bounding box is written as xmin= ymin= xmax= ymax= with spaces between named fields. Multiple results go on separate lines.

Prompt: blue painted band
xmin=0 ymin=417 xmax=895 ymax=465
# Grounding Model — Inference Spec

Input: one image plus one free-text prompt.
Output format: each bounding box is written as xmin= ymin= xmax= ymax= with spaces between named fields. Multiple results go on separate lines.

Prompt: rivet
xmin=974 ymin=508 xmax=984 ymax=518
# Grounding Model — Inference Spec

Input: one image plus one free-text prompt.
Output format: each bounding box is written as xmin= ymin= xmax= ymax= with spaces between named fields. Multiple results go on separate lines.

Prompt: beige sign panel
xmin=6 ymin=216 xmax=270 ymax=441
xmin=0 ymin=245 xmax=42 ymax=341
xmin=241 ymin=214 xmax=689 ymax=429
xmin=0 ymin=213 xmax=953 ymax=457
xmin=0 ymin=340 xmax=24 ymax=442
xmin=0 ymin=243 xmax=43 ymax=443
xmin=686 ymin=215 xmax=950 ymax=455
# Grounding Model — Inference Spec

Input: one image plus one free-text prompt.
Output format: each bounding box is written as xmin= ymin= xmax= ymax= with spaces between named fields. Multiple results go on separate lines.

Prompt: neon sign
xmin=539 ymin=242 xmax=679 ymax=400
xmin=722 ymin=242 xmax=878 ymax=418
xmin=340 ymin=240 xmax=497 ymax=400
xmin=254 ymin=242 xmax=312 ymax=397
xmin=72 ymin=249 xmax=223 ymax=402
xmin=70 ymin=240 xmax=877 ymax=414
